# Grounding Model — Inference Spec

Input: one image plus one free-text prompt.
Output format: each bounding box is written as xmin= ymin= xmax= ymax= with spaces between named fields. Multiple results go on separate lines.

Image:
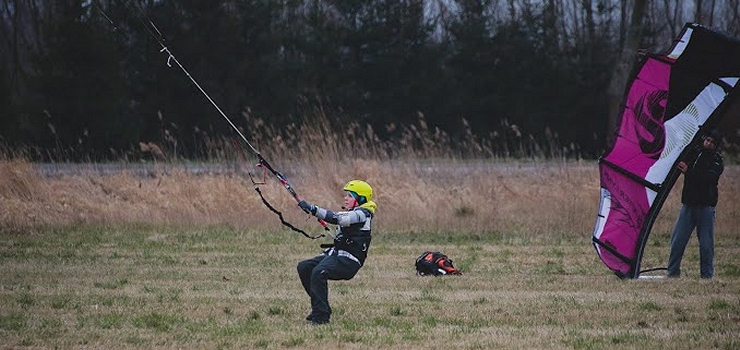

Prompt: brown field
xmin=1 ymin=157 xmax=738 ymax=236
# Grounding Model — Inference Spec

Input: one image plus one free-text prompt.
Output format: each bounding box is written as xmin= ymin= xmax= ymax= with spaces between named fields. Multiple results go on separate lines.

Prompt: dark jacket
xmin=682 ymin=149 xmax=724 ymax=206
xmin=332 ymin=210 xmax=372 ymax=265
xmin=317 ymin=207 xmax=373 ymax=265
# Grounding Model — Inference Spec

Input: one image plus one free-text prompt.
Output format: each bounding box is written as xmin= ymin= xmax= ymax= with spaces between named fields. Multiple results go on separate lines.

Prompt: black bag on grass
xmin=415 ymin=251 xmax=462 ymax=276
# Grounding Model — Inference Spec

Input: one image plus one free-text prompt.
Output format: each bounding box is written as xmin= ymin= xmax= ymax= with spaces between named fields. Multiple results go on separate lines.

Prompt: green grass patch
xmin=0 ymin=313 xmax=26 ymax=331
xmin=133 ymin=312 xmax=185 ymax=332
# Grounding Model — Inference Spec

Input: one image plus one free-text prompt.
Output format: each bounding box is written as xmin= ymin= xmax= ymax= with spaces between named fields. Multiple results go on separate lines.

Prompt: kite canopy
xmin=592 ymin=23 xmax=740 ymax=279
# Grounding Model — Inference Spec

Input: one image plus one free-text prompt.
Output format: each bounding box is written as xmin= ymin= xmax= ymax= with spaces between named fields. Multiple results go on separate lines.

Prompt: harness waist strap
xmin=329 ymin=248 xmax=361 ymax=265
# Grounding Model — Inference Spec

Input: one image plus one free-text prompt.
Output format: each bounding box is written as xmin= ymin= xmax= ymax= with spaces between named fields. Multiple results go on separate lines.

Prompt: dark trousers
xmin=667 ymin=205 xmax=715 ymax=279
xmin=296 ymin=252 xmax=361 ymax=322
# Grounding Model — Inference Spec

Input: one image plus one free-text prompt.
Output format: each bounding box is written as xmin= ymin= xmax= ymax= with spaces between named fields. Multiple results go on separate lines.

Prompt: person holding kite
xmin=296 ymin=180 xmax=377 ymax=325
xmin=667 ymin=129 xmax=724 ymax=279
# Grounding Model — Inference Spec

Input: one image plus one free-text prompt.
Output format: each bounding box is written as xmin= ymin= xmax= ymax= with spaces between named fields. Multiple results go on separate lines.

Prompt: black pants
xmin=296 ymin=252 xmax=361 ymax=323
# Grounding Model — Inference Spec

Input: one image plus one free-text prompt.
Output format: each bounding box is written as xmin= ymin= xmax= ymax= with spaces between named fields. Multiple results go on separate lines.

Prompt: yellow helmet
xmin=343 ymin=180 xmax=373 ymax=204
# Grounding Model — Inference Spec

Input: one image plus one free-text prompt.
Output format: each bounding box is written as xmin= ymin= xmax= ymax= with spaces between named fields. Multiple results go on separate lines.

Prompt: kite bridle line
xmin=107 ymin=2 xmax=329 ymax=238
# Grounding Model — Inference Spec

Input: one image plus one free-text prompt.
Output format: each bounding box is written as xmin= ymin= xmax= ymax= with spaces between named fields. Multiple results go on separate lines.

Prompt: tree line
xmin=1 ymin=0 xmax=738 ymax=161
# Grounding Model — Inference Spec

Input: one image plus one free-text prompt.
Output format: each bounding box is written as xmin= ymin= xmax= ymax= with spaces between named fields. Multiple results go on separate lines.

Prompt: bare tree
xmin=1 ymin=0 xmax=47 ymax=110
xmin=728 ymin=0 xmax=740 ymax=36
xmin=662 ymin=0 xmax=683 ymax=39
xmin=693 ymin=0 xmax=704 ymax=23
xmin=605 ymin=0 xmax=648 ymax=145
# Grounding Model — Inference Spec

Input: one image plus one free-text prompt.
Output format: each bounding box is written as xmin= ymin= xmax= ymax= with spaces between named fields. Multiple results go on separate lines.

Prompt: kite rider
xmin=667 ymin=129 xmax=724 ymax=279
xmin=296 ymin=180 xmax=377 ymax=325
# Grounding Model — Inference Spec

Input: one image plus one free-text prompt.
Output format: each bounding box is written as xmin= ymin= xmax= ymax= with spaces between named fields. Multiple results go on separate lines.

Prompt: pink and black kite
xmin=593 ymin=23 xmax=740 ymax=278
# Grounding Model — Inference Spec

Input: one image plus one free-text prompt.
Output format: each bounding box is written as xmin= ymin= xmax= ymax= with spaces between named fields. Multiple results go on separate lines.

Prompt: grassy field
xmin=1 ymin=159 xmax=740 ymax=349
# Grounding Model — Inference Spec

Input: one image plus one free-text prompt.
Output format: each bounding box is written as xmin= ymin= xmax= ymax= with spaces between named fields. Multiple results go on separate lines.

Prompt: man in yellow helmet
xmin=296 ymin=180 xmax=377 ymax=325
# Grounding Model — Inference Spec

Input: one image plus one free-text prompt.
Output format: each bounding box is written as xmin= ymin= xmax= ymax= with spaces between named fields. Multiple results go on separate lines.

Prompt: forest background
xmin=2 ymin=0 xmax=740 ymax=162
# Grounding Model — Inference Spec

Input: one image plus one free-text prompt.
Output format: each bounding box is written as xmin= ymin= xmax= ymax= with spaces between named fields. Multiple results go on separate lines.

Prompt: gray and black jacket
xmin=314 ymin=206 xmax=373 ymax=266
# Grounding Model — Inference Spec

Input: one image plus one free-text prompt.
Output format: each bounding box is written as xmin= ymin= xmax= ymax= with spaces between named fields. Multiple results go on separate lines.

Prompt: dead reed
xmin=1 ymin=111 xmax=739 ymax=238
xmin=1 ymin=156 xmax=739 ymax=242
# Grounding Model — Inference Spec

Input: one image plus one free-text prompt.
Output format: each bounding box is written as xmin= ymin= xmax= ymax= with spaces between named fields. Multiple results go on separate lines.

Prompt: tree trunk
xmin=605 ymin=0 xmax=647 ymax=147
xmin=695 ymin=0 xmax=704 ymax=23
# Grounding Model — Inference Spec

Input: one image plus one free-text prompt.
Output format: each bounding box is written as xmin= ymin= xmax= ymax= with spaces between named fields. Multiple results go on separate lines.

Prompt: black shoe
xmin=305 ymin=314 xmax=313 ymax=321
xmin=310 ymin=319 xmax=329 ymax=326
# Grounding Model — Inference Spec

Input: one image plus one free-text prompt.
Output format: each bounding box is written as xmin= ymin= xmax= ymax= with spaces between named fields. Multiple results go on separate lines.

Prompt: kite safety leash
xmin=235 ymin=142 xmax=328 ymax=240
xmin=253 ymin=187 xmax=326 ymax=240
xmin=98 ymin=2 xmax=329 ymax=238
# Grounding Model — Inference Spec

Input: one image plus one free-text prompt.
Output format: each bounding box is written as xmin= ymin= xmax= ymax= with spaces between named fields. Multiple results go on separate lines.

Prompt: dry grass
xmin=1 ymin=158 xmax=738 ymax=236
xmin=0 ymin=159 xmax=599 ymax=233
